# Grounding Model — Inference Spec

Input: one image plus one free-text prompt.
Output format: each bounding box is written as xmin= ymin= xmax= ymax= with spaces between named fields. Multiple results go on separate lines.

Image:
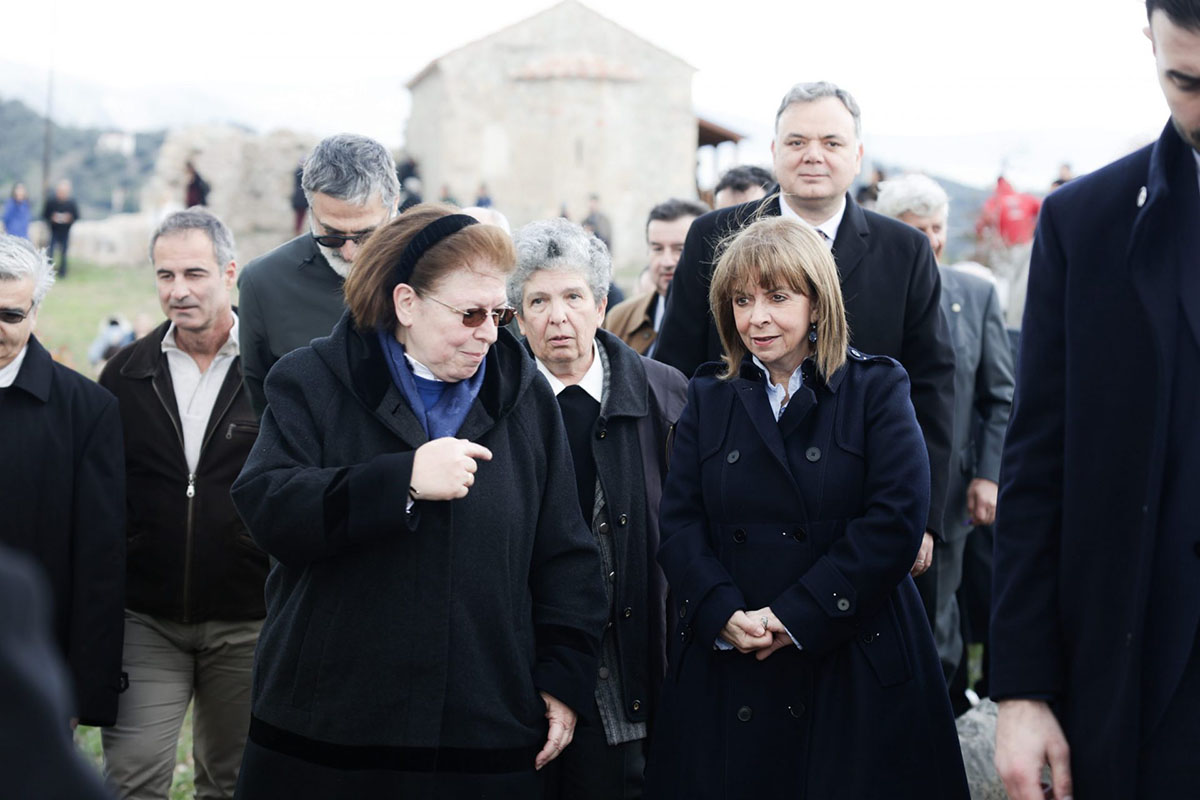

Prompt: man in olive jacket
xmin=99 ymin=209 xmax=266 ymax=799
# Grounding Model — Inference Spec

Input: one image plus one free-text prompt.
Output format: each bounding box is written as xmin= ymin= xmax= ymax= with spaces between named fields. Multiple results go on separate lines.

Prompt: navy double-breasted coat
xmin=645 ymin=352 xmax=968 ymax=799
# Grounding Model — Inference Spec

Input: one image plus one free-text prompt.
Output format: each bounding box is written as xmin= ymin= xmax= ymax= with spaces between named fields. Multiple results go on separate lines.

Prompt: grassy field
xmin=33 ymin=258 xmax=239 ymax=379
xmin=34 ymin=260 xmax=164 ymax=379
xmin=75 ymin=706 xmax=196 ymax=798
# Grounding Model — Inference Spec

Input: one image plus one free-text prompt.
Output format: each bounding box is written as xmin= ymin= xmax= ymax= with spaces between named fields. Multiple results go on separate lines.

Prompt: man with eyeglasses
xmin=0 ymin=232 xmax=127 ymax=733
xmin=238 ymin=134 xmax=400 ymax=417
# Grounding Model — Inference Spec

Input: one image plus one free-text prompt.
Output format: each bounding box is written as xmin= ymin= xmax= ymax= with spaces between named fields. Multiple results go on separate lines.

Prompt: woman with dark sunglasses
xmin=230 ymin=203 xmax=607 ymax=799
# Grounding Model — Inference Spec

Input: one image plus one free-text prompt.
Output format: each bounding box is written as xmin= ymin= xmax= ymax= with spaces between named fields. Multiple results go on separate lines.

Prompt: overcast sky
xmin=3 ymin=0 xmax=1168 ymax=190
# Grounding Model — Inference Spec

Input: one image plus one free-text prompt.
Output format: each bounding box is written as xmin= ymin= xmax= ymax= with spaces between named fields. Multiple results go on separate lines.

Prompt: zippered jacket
xmin=100 ymin=319 xmax=267 ymax=622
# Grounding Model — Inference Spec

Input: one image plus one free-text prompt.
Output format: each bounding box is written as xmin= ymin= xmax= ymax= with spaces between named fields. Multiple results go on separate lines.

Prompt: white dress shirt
xmin=779 ymin=193 xmax=845 ymax=248
xmin=534 ymin=341 xmax=604 ymax=402
xmin=753 ymin=355 xmax=805 ymax=421
xmin=161 ymin=315 xmax=239 ymax=474
xmin=0 ymin=344 xmax=29 ymax=388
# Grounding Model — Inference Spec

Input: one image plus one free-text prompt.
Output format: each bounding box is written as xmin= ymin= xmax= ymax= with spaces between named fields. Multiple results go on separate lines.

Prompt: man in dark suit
xmin=0 ymin=233 xmax=126 ymax=729
xmin=654 ymin=80 xmax=956 ymax=549
xmin=992 ymin=2 xmax=1200 ymax=797
xmin=877 ymin=175 xmax=1014 ymax=707
xmin=238 ymin=134 xmax=399 ymax=417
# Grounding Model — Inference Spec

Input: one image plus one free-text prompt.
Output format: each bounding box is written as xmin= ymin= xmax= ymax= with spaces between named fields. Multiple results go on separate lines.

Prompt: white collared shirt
xmin=752 ymin=355 xmax=804 ymax=421
xmin=404 ymin=353 xmax=442 ymax=382
xmin=652 ymin=293 xmax=666 ymax=333
xmin=161 ymin=315 xmax=239 ymax=474
xmin=0 ymin=344 xmax=29 ymax=388
xmin=779 ymin=193 xmax=845 ymax=247
xmin=1194 ymin=149 xmax=1200 ymax=196
xmin=534 ymin=340 xmax=604 ymax=402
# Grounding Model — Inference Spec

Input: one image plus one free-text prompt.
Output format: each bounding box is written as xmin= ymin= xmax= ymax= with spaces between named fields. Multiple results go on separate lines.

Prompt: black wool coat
xmin=645 ymin=352 xmax=968 ymax=800
xmin=992 ymin=121 xmax=1200 ymax=797
xmin=0 ymin=335 xmax=126 ymax=726
xmin=653 ymin=194 xmax=956 ymax=538
xmin=231 ymin=315 xmax=607 ymax=790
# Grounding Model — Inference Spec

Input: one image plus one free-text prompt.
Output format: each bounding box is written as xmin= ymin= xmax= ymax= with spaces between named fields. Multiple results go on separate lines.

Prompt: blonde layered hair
xmin=709 ymin=215 xmax=848 ymax=381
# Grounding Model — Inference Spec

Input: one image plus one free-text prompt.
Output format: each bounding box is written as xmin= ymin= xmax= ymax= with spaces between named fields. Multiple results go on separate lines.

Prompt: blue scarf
xmin=377 ymin=329 xmax=487 ymax=439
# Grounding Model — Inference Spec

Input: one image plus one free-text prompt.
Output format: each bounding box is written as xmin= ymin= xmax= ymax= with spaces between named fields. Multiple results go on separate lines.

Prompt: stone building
xmin=405 ymin=0 xmax=700 ymax=282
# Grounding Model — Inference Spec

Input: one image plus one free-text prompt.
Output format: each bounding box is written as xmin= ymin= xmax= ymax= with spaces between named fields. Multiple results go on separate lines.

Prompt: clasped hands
xmin=720 ymin=608 xmax=795 ymax=661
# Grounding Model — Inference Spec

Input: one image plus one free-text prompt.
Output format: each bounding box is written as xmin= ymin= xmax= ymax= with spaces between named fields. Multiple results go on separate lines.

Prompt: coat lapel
xmin=1128 ymin=125 xmax=1187 ymax=374
xmin=831 ymin=194 xmax=869 ymax=284
xmin=730 ymin=362 xmax=806 ymax=517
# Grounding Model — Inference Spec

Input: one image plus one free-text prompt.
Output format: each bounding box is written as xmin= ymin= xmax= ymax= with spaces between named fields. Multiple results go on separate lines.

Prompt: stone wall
xmin=53 ymin=126 xmax=317 ymax=268
xmin=406 ymin=0 xmax=699 ymax=284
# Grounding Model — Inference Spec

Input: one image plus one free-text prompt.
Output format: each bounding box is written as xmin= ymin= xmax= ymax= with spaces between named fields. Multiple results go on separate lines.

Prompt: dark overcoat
xmin=652 ymin=193 xmax=956 ymax=538
xmin=230 ymin=314 xmax=606 ymax=797
xmin=645 ymin=352 xmax=968 ymax=799
xmin=237 ymin=234 xmax=344 ymax=417
xmin=992 ymin=121 xmax=1200 ymax=796
xmin=0 ymin=334 xmax=126 ymax=727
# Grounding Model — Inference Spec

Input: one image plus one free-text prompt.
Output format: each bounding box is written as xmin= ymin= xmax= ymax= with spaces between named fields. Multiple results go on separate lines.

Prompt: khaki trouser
xmin=102 ymin=610 xmax=262 ymax=800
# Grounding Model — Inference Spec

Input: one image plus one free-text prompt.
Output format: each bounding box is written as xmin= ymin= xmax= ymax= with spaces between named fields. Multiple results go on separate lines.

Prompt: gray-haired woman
xmin=509 ymin=218 xmax=687 ymax=799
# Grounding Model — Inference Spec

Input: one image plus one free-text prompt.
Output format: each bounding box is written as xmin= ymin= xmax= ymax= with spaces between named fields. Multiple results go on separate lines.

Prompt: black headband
xmin=393 ymin=214 xmax=479 ymax=286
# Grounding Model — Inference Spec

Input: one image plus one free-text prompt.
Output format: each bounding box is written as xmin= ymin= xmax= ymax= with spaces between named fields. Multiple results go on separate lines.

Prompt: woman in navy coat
xmin=645 ymin=217 xmax=968 ymax=799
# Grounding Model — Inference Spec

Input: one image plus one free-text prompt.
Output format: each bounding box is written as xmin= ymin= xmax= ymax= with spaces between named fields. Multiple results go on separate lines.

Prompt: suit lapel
xmin=831 ymin=194 xmax=869 ymax=284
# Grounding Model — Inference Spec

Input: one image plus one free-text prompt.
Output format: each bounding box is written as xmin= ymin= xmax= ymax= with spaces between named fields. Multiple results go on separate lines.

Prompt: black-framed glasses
xmin=424 ymin=294 xmax=516 ymax=328
xmin=311 ymin=230 xmax=374 ymax=249
xmin=0 ymin=304 xmax=33 ymax=325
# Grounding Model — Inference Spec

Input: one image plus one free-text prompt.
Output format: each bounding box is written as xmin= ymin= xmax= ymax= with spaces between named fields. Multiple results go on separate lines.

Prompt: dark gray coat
xmin=938 ymin=266 xmax=1013 ymax=542
xmin=231 ymin=315 xmax=606 ymax=778
xmin=237 ymin=234 xmax=345 ymax=417
xmin=563 ymin=329 xmax=687 ymax=727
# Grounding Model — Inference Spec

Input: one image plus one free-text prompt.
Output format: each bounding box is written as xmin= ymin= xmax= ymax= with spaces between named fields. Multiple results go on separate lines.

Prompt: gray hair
xmin=775 ymin=81 xmax=863 ymax=141
xmin=508 ymin=218 xmax=611 ymax=310
xmin=149 ymin=208 xmax=237 ymax=266
xmin=875 ymin=174 xmax=950 ymax=221
xmin=301 ymin=134 xmax=400 ymax=211
xmin=0 ymin=233 xmax=55 ymax=306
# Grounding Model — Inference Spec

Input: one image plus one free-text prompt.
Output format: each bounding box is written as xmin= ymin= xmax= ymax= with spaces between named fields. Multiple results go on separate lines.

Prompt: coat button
xmin=679 ymin=601 xmax=689 ymax=619
xmin=618 ymin=514 xmax=628 ymax=526
xmin=623 ymin=606 xmax=633 ymax=619
xmin=792 ymin=527 xmax=807 ymax=542
xmin=597 ymin=429 xmax=607 ymax=440
xmin=736 ymin=706 xmax=753 ymax=722
xmin=631 ymin=700 xmax=642 ymax=712
xmin=598 ymin=522 xmax=610 ymax=535
xmin=598 ymin=666 xmax=610 ymax=680
xmin=836 ymin=598 xmax=851 ymax=612
xmin=805 ymin=447 xmax=821 ymax=462
xmin=788 ymin=704 xmax=806 ymax=719
xmin=861 ymin=632 xmax=876 ymax=644
xmin=608 ymin=571 xmax=615 ymax=582
xmin=733 ymin=528 xmax=746 ymax=543
xmin=726 ymin=450 xmax=740 ymax=464
xmin=680 ymin=626 xmax=692 ymax=643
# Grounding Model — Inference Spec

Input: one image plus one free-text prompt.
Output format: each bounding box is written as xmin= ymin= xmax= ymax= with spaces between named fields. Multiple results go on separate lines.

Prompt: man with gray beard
xmin=238 ymin=134 xmax=399 ymax=417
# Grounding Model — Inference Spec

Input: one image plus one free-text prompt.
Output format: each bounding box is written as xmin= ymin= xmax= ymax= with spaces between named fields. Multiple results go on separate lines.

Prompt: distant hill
xmin=0 ymin=96 xmax=164 ymax=220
